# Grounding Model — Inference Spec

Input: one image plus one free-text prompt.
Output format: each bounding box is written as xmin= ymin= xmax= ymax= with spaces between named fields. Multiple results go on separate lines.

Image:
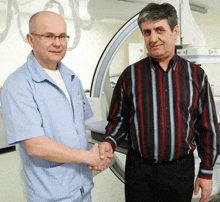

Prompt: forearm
xmin=197 ymin=140 xmax=218 ymax=179
xmin=197 ymin=81 xmax=219 ymax=178
xmin=22 ymin=136 xmax=97 ymax=165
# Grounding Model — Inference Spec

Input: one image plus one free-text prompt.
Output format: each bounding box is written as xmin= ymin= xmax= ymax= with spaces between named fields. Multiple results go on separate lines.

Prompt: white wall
xmin=192 ymin=11 xmax=220 ymax=49
xmin=192 ymin=11 xmax=220 ymax=100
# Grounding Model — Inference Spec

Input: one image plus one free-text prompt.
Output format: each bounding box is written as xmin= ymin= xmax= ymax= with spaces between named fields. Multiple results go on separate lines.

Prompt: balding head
xmin=29 ymin=11 xmax=66 ymax=33
xmin=26 ymin=11 xmax=67 ymax=70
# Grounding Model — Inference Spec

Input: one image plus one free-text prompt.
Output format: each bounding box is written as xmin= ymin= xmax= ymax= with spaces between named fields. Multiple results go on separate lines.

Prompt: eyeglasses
xmin=31 ymin=33 xmax=70 ymax=43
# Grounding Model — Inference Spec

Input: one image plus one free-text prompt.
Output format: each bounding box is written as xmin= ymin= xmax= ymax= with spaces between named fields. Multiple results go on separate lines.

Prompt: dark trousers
xmin=125 ymin=149 xmax=195 ymax=202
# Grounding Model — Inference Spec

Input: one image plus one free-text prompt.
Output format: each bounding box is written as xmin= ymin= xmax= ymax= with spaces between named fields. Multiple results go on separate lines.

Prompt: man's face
xmin=141 ymin=19 xmax=179 ymax=61
xmin=27 ymin=13 xmax=67 ymax=69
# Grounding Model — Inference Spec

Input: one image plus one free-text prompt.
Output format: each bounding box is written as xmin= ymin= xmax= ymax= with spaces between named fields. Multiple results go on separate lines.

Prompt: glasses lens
xmin=41 ymin=34 xmax=70 ymax=43
xmin=65 ymin=36 xmax=70 ymax=42
xmin=60 ymin=36 xmax=68 ymax=43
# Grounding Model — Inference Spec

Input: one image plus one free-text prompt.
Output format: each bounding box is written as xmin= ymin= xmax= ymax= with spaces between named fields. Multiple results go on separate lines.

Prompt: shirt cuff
xmin=198 ymin=167 xmax=213 ymax=179
xmin=104 ymin=138 xmax=116 ymax=152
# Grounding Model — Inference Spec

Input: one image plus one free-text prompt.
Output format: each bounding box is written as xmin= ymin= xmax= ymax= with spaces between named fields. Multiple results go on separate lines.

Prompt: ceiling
xmin=0 ymin=0 xmax=220 ymax=22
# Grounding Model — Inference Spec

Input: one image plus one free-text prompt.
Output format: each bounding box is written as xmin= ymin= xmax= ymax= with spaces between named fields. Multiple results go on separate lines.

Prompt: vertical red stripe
xmin=188 ymin=64 xmax=199 ymax=144
xmin=175 ymin=62 xmax=182 ymax=159
xmin=158 ymin=70 xmax=166 ymax=160
xmin=106 ymin=101 xmax=119 ymax=135
xmin=203 ymin=102 xmax=211 ymax=167
xmin=137 ymin=65 xmax=147 ymax=157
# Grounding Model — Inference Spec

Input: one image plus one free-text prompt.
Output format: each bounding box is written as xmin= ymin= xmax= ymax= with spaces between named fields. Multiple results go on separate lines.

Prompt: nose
xmin=53 ymin=37 xmax=61 ymax=46
xmin=149 ymin=31 xmax=158 ymax=43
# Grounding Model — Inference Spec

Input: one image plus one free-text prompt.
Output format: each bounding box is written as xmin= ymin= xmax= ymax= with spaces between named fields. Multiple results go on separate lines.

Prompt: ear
xmin=172 ymin=25 xmax=180 ymax=40
xmin=26 ymin=34 xmax=34 ymax=48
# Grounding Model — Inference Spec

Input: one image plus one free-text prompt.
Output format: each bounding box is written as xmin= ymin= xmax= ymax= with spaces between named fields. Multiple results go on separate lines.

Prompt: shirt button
xmin=80 ymin=187 xmax=84 ymax=194
xmin=166 ymin=125 xmax=170 ymax=128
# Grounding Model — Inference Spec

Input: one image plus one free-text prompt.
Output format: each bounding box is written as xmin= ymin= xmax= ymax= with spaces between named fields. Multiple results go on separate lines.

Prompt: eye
xmin=45 ymin=35 xmax=52 ymax=39
xmin=143 ymin=30 xmax=150 ymax=36
xmin=59 ymin=35 xmax=66 ymax=39
xmin=157 ymin=28 xmax=164 ymax=34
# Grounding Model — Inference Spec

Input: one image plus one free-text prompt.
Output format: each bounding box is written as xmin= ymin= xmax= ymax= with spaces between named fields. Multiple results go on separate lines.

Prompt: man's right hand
xmin=88 ymin=142 xmax=114 ymax=171
xmin=99 ymin=142 xmax=114 ymax=160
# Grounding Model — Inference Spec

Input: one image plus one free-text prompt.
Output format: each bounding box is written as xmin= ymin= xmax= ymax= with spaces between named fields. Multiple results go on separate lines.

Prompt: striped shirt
xmin=105 ymin=53 xmax=219 ymax=179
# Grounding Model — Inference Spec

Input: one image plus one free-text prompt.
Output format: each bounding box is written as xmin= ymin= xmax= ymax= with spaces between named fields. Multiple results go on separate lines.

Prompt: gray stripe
xmin=205 ymin=76 xmax=218 ymax=164
xmin=106 ymin=136 xmax=117 ymax=147
xmin=109 ymin=121 xmax=122 ymax=146
xmin=151 ymin=68 xmax=159 ymax=162
xmin=168 ymin=69 xmax=175 ymax=161
xmin=200 ymin=169 xmax=213 ymax=175
xmin=198 ymin=72 xmax=206 ymax=114
xmin=108 ymin=82 xmax=124 ymax=146
xmin=131 ymin=65 xmax=142 ymax=155
xmin=117 ymin=90 xmax=127 ymax=142
xmin=186 ymin=62 xmax=194 ymax=153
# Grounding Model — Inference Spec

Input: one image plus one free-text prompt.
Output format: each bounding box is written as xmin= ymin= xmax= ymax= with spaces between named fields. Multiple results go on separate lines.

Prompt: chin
xmin=150 ymin=54 xmax=161 ymax=59
xmin=51 ymin=55 xmax=65 ymax=62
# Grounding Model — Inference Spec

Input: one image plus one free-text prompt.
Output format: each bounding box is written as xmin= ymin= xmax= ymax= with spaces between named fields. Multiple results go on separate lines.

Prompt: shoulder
xmin=122 ymin=57 xmax=149 ymax=76
xmin=3 ymin=63 xmax=31 ymax=92
xmin=178 ymin=55 xmax=205 ymax=75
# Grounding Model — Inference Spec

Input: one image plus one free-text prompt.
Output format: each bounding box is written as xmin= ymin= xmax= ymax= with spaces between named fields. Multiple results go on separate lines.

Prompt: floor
xmin=0 ymin=147 xmax=125 ymax=202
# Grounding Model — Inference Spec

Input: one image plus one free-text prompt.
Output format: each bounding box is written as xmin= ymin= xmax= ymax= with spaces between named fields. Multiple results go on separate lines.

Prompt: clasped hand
xmin=88 ymin=142 xmax=113 ymax=171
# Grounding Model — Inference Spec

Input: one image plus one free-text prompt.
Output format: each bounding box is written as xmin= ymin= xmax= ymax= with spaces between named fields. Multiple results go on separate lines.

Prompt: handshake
xmin=87 ymin=142 xmax=114 ymax=171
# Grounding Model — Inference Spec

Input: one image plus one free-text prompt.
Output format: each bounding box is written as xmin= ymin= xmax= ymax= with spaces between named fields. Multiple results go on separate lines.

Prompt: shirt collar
xmin=26 ymin=51 xmax=75 ymax=82
xmin=149 ymin=49 xmax=178 ymax=71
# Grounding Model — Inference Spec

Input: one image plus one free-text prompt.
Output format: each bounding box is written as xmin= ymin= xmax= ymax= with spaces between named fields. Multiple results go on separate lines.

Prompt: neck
xmin=43 ymin=65 xmax=57 ymax=70
xmin=38 ymin=59 xmax=57 ymax=70
xmin=153 ymin=53 xmax=175 ymax=71
xmin=32 ymin=51 xmax=58 ymax=70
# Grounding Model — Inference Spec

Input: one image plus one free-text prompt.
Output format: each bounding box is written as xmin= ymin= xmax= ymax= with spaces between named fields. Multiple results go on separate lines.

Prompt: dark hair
xmin=138 ymin=3 xmax=178 ymax=32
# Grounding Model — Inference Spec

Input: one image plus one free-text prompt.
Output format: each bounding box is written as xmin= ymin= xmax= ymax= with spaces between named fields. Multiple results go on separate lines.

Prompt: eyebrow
xmin=44 ymin=32 xmax=67 ymax=35
xmin=143 ymin=26 xmax=165 ymax=31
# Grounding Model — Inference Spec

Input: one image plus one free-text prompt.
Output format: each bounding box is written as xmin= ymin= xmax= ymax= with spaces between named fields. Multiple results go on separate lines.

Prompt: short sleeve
xmin=1 ymin=74 xmax=45 ymax=145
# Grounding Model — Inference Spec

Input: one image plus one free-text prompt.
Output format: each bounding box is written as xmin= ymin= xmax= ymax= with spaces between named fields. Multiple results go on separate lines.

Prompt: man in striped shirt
xmin=99 ymin=2 xmax=219 ymax=202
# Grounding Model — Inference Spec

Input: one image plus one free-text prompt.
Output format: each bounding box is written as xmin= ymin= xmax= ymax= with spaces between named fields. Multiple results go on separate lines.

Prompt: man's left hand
xmin=194 ymin=177 xmax=212 ymax=202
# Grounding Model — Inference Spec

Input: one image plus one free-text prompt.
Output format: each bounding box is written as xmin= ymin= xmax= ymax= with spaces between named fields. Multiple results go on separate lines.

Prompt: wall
xmin=0 ymin=10 xmax=123 ymax=90
xmin=192 ymin=11 xmax=220 ymax=49
xmin=192 ymin=11 xmax=220 ymax=100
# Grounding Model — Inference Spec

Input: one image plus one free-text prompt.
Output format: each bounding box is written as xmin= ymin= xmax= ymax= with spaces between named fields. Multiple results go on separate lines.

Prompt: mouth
xmin=151 ymin=44 xmax=162 ymax=49
xmin=49 ymin=51 xmax=62 ymax=53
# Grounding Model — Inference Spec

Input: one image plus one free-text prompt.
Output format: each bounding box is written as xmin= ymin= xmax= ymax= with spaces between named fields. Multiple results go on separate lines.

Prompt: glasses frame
xmin=30 ymin=33 xmax=70 ymax=43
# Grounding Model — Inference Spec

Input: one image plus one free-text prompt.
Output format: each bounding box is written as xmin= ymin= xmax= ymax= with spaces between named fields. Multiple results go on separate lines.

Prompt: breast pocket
xmin=72 ymin=93 xmax=85 ymax=120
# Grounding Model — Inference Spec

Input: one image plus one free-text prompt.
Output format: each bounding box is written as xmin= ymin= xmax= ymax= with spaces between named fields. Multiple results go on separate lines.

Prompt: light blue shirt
xmin=1 ymin=52 xmax=94 ymax=202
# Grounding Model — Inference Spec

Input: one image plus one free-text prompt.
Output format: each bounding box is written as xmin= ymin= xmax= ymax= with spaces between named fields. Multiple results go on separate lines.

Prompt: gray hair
xmin=138 ymin=3 xmax=178 ymax=32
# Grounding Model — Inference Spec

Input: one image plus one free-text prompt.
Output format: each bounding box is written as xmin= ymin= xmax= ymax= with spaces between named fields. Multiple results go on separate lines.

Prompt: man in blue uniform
xmin=1 ymin=11 xmax=112 ymax=202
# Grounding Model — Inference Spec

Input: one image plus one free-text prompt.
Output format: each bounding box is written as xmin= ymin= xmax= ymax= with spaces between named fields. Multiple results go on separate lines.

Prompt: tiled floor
xmin=0 ymin=147 xmax=125 ymax=202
